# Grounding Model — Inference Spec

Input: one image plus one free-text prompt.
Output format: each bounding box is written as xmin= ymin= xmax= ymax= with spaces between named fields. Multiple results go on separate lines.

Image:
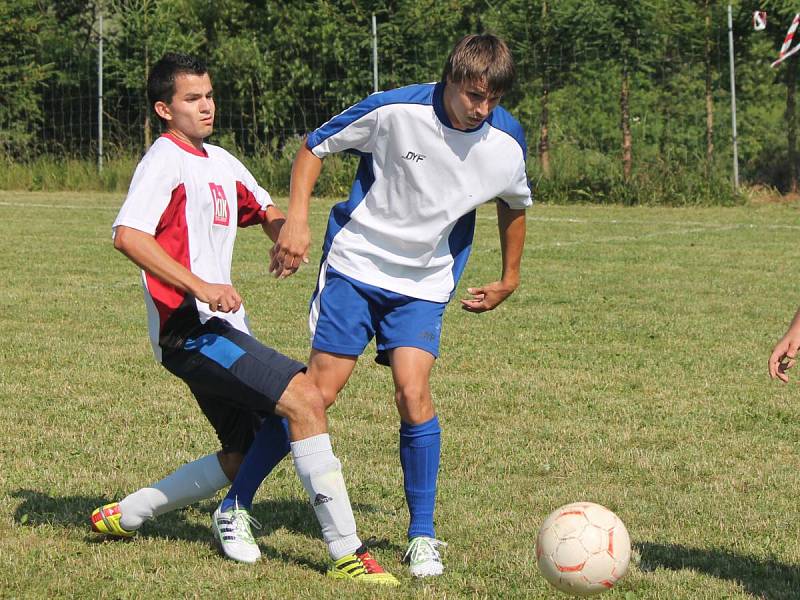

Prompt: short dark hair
xmin=147 ymin=53 xmax=208 ymax=122
xmin=441 ymin=34 xmax=515 ymax=95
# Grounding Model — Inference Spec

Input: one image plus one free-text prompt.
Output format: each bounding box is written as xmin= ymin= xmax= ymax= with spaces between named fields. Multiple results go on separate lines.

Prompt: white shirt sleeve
xmin=498 ymin=158 xmax=533 ymax=209
xmin=112 ymin=147 xmax=181 ymax=236
xmin=306 ymin=96 xmax=383 ymax=158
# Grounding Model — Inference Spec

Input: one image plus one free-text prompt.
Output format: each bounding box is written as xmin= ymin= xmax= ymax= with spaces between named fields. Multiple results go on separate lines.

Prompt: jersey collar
xmin=161 ymin=133 xmax=208 ymax=157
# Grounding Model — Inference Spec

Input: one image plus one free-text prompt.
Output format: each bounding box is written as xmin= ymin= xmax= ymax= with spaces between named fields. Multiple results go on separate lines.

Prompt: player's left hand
xmin=269 ymin=219 xmax=310 ymax=279
xmin=460 ymin=281 xmax=516 ymax=313
xmin=768 ymin=334 xmax=800 ymax=383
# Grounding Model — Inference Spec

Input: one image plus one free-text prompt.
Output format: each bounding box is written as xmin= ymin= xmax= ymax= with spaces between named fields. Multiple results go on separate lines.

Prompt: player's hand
xmin=269 ymin=220 xmax=310 ymax=279
xmin=460 ymin=281 xmax=516 ymax=313
xmin=768 ymin=334 xmax=800 ymax=382
xmin=197 ymin=283 xmax=242 ymax=313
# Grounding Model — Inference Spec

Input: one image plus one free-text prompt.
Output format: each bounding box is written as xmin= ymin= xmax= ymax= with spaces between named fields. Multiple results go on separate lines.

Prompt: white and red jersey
xmin=113 ymin=133 xmax=274 ymax=362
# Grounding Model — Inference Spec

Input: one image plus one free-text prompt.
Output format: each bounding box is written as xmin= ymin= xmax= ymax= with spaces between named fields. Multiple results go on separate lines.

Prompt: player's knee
xmin=307 ymin=372 xmax=340 ymax=410
xmin=217 ymin=450 xmax=244 ymax=482
xmin=318 ymin=385 xmax=338 ymax=410
xmin=394 ymin=382 xmax=428 ymax=407
xmin=280 ymin=374 xmax=326 ymax=427
xmin=394 ymin=383 xmax=433 ymax=423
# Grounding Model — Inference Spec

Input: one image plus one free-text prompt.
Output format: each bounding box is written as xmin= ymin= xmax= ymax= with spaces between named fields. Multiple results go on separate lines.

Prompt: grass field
xmin=1 ymin=190 xmax=799 ymax=599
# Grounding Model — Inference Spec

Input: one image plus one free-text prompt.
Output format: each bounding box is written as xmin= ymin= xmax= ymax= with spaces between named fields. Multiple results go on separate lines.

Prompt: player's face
xmin=156 ymin=73 xmax=215 ymax=147
xmin=443 ymin=78 xmax=502 ymax=130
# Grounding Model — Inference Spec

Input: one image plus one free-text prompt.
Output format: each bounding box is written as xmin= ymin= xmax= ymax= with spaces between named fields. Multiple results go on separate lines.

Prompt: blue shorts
xmin=309 ymin=265 xmax=447 ymax=366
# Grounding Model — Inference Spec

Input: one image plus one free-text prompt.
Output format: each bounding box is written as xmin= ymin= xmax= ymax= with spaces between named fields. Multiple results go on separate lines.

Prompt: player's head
xmin=147 ymin=53 xmax=214 ymax=143
xmin=441 ymin=34 xmax=515 ymax=130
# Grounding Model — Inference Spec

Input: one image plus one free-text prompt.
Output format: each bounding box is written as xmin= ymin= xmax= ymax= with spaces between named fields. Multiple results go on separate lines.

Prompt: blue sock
xmin=399 ymin=415 xmax=441 ymax=539
xmin=221 ymin=416 xmax=290 ymax=512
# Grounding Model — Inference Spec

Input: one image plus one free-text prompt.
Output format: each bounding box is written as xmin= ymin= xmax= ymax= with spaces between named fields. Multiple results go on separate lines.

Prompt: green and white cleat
xmin=211 ymin=501 xmax=262 ymax=564
xmin=404 ymin=536 xmax=447 ymax=578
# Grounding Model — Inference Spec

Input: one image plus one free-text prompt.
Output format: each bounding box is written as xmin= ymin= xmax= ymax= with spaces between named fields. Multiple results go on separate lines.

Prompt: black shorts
xmin=161 ymin=317 xmax=306 ymax=454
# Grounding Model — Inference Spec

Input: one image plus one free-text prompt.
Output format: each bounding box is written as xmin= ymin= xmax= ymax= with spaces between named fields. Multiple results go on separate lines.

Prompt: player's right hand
xmin=768 ymin=335 xmax=800 ymax=382
xmin=197 ymin=283 xmax=242 ymax=313
xmin=269 ymin=220 xmax=310 ymax=279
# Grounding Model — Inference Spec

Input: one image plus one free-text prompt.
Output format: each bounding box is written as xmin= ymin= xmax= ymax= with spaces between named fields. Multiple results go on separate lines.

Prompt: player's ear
xmin=154 ymin=101 xmax=172 ymax=122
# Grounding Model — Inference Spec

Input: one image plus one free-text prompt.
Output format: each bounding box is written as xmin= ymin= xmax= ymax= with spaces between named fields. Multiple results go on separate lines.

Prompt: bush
xmin=1 ymin=141 xmax=744 ymax=206
xmin=528 ymin=144 xmax=744 ymax=206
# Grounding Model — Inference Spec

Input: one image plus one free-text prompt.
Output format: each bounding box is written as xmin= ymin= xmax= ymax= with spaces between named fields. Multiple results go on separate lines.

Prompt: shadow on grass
xmin=637 ymin=542 xmax=800 ymax=600
xmin=11 ymin=489 xmax=401 ymax=560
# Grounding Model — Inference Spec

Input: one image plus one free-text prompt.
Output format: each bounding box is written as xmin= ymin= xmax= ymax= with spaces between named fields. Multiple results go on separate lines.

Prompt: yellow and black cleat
xmin=327 ymin=545 xmax=399 ymax=585
xmin=90 ymin=502 xmax=136 ymax=538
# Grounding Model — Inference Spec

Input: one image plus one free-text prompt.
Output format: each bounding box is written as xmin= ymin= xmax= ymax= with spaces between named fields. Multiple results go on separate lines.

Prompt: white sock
xmin=291 ymin=434 xmax=361 ymax=560
xmin=118 ymin=453 xmax=229 ymax=531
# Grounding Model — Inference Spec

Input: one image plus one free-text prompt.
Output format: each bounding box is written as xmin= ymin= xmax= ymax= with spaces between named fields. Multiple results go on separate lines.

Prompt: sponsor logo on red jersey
xmin=209 ymin=182 xmax=229 ymax=226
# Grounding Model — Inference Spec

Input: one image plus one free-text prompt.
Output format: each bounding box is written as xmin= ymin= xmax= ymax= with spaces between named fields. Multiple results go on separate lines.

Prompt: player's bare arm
xmin=114 ymin=225 xmax=242 ymax=313
xmin=768 ymin=306 xmax=800 ymax=382
xmin=460 ymin=201 xmax=526 ymax=313
xmin=261 ymin=204 xmax=286 ymax=243
xmin=269 ymin=142 xmax=322 ymax=278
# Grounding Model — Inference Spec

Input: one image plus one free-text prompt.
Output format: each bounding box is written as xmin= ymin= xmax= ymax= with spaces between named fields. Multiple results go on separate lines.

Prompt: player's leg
xmin=219 ymin=414 xmax=290 ymax=512
xmin=170 ymin=318 xmax=395 ymax=582
xmin=377 ymin=295 xmax=448 ymax=577
xmin=217 ymin=282 xmax=362 ymax=556
xmin=90 ymin=451 xmax=232 ymax=537
xmin=390 ymin=347 xmax=447 ymax=576
xmin=90 ymin=384 xmax=248 ymax=538
xmin=151 ymin=322 xmax=298 ymax=563
xmin=272 ymin=372 xmax=393 ymax=584
xmin=191 ymin=394 xmax=286 ymax=564
xmin=308 ymin=263 xmax=373 ymax=408
xmin=307 ymin=349 xmax=358 ymax=408
xmin=214 ymin=353 xmax=357 ymax=547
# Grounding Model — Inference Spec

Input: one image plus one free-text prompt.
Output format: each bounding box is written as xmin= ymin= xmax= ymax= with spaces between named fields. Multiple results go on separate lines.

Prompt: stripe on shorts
xmin=308 ymin=258 xmax=330 ymax=341
xmin=185 ymin=333 xmax=246 ymax=368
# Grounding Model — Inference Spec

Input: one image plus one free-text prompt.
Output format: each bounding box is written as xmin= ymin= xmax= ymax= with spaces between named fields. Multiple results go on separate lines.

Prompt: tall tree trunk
xmin=143 ymin=39 xmax=151 ymax=150
xmin=704 ymin=0 xmax=714 ymax=169
xmin=787 ymin=60 xmax=798 ymax=193
xmin=621 ymin=63 xmax=632 ymax=181
xmin=538 ymin=0 xmax=551 ymax=177
xmin=251 ymin=79 xmax=258 ymax=148
xmin=539 ymin=87 xmax=551 ymax=177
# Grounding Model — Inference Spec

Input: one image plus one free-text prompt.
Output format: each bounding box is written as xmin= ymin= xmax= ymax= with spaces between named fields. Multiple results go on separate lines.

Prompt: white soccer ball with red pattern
xmin=536 ymin=502 xmax=631 ymax=596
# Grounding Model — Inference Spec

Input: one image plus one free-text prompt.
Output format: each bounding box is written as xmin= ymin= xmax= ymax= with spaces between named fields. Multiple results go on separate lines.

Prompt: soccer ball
xmin=536 ymin=502 xmax=631 ymax=596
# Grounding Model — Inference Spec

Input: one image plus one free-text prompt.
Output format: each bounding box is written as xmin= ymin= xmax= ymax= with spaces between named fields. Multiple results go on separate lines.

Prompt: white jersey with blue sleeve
xmin=306 ymin=81 xmax=532 ymax=303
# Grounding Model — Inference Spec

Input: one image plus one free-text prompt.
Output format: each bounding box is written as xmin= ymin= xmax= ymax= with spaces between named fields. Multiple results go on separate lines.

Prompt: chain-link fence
xmin=7 ymin=2 xmax=800 ymax=200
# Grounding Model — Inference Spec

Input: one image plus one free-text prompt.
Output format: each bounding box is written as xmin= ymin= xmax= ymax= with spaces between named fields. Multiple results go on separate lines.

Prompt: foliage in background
xmin=0 ymin=0 xmax=792 ymax=204
xmin=0 ymin=0 xmax=53 ymax=154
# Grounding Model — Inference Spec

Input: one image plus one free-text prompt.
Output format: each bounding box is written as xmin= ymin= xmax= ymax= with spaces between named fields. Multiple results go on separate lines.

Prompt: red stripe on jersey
xmin=161 ymin=133 xmax=208 ymax=157
xmin=146 ymin=184 xmax=190 ymax=329
xmin=236 ymin=180 xmax=267 ymax=227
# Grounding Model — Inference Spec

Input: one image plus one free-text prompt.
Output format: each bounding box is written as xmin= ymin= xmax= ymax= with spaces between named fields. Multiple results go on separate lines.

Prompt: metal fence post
xmin=97 ymin=7 xmax=104 ymax=172
xmin=372 ymin=13 xmax=378 ymax=93
xmin=728 ymin=4 xmax=739 ymax=190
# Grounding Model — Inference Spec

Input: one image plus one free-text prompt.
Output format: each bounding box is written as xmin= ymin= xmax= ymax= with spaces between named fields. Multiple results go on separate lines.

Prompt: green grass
xmin=1 ymin=191 xmax=799 ymax=599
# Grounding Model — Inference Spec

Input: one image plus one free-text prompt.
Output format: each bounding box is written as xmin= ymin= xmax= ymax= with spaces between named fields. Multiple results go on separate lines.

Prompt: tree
xmin=104 ymin=0 xmax=204 ymax=150
xmin=0 ymin=1 xmax=52 ymax=157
